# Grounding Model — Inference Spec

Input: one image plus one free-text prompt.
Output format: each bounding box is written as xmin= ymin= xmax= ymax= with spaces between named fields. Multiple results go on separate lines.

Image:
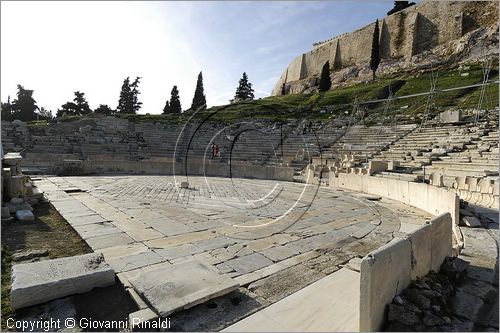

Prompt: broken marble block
xmin=460 ymin=216 xmax=481 ymax=228
xmin=10 ymin=252 xmax=115 ymax=309
xmin=129 ymin=259 xmax=239 ymax=317
xmin=15 ymin=210 xmax=34 ymax=222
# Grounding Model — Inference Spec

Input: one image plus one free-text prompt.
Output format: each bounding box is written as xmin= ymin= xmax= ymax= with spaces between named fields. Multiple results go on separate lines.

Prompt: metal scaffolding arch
xmin=475 ymin=53 xmax=493 ymax=124
xmin=379 ymin=84 xmax=394 ymax=133
xmin=421 ymin=62 xmax=439 ymax=127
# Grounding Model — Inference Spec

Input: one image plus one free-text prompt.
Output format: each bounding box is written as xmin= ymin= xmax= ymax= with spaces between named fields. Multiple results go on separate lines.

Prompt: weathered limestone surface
xmin=273 ymin=1 xmax=498 ymax=95
xmin=10 ymin=253 xmax=115 ymax=309
xmin=33 ymin=175 xmax=435 ymax=322
xmin=224 ymin=268 xmax=360 ymax=332
xmin=129 ymin=259 xmax=239 ymax=317
xmin=359 ymin=213 xmax=453 ymax=331
xmin=359 ymin=238 xmax=412 ymax=332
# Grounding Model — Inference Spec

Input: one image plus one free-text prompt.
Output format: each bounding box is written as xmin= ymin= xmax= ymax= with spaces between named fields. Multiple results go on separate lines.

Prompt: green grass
xmin=25 ymin=120 xmax=49 ymax=128
xmin=26 ymin=60 xmax=497 ymax=127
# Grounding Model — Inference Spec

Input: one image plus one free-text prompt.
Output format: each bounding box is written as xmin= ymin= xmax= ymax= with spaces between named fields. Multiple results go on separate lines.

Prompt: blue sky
xmin=1 ymin=1 xmax=392 ymax=114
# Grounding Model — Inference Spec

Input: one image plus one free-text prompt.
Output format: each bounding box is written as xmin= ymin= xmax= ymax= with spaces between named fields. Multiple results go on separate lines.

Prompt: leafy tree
xmin=234 ymin=72 xmax=254 ymax=101
xmin=94 ymin=104 xmax=114 ymax=115
xmin=56 ymin=91 xmax=91 ymax=117
xmin=1 ymin=96 xmax=14 ymax=121
xmin=370 ymin=19 xmax=381 ymax=80
xmin=38 ymin=107 xmax=53 ymax=120
xmin=56 ymin=102 xmax=78 ymax=117
xmin=319 ymin=61 xmax=332 ymax=92
xmin=117 ymin=76 xmax=142 ymax=114
xmin=162 ymin=100 xmax=171 ymax=114
xmin=387 ymin=1 xmax=415 ymax=15
xmin=191 ymin=71 xmax=207 ymax=111
xmin=11 ymin=85 xmax=38 ymax=121
xmin=169 ymin=86 xmax=182 ymax=114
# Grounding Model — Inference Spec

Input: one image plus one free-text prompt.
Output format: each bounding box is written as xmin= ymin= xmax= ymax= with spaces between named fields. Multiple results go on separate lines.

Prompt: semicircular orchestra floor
xmin=37 ymin=175 xmax=432 ymax=330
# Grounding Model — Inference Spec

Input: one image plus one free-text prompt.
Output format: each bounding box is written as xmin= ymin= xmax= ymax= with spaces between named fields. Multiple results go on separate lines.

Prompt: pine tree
xmin=95 ymin=104 xmax=114 ymax=115
xmin=169 ymin=86 xmax=182 ymax=114
xmin=1 ymin=96 xmax=14 ymax=121
xmin=319 ymin=61 xmax=332 ymax=92
xmin=370 ymin=19 xmax=381 ymax=80
xmin=130 ymin=77 xmax=142 ymax=113
xmin=11 ymin=85 xmax=38 ymax=121
xmin=73 ymin=91 xmax=92 ymax=115
xmin=117 ymin=77 xmax=132 ymax=113
xmin=117 ymin=77 xmax=142 ymax=114
xmin=162 ymin=100 xmax=171 ymax=114
xmin=191 ymin=71 xmax=207 ymax=110
xmin=234 ymin=72 xmax=254 ymax=101
xmin=57 ymin=91 xmax=91 ymax=117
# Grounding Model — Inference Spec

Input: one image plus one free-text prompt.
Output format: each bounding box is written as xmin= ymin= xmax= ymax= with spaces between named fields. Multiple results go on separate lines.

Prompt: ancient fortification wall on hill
xmin=272 ymin=1 xmax=499 ymax=95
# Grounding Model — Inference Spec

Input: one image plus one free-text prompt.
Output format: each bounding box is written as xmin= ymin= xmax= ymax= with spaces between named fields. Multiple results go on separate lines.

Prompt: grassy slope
xmin=25 ymin=61 xmax=499 ymax=127
xmin=196 ymin=62 xmax=498 ymax=123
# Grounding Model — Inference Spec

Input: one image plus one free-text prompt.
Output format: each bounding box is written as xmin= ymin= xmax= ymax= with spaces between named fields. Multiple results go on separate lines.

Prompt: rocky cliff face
xmin=272 ymin=1 xmax=499 ymax=96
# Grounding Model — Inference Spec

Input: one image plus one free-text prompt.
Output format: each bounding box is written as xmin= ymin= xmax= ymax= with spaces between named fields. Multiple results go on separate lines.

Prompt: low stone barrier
xmin=359 ymin=213 xmax=452 ymax=331
xmin=329 ymin=173 xmax=459 ymax=226
xmin=22 ymin=157 xmax=295 ymax=182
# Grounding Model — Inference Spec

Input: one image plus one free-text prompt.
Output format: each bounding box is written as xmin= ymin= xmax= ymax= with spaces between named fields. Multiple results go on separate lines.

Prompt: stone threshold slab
xmin=224 ymin=268 xmax=360 ymax=332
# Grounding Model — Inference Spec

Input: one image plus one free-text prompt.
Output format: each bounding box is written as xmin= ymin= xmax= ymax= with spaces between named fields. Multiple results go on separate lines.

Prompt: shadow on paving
xmin=165 ymin=289 xmax=265 ymax=332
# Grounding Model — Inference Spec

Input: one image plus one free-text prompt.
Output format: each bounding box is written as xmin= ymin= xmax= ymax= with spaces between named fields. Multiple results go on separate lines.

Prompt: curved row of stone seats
xmin=423 ymin=128 xmax=499 ymax=191
xmin=374 ymin=171 xmax=421 ymax=182
xmin=331 ymin=124 xmax=416 ymax=161
xmin=428 ymin=174 xmax=499 ymax=209
xmin=304 ymin=164 xmax=331 ymax=185
xmin=2 ymin=121 xmax=30 ymax=153
xmin=372 ymin=125 xmax=485 ymax=169
xmin=2 ymin=119 xmax=289 ymax=166
xmin=3 ymin=117 xmax=349 ymax=169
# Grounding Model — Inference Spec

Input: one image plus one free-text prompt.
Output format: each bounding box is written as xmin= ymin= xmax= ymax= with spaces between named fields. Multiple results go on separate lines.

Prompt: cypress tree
xmin=370 ymin=19 xmax=381 ymax=80
xmin=191 ymin=71 xmax=207 ymax=110
xmin=319 ymin=61 xmax=332 ymax=92
xmin=169 ymin=86 xmax=182 ymax=114
xmin=234 ymin=72 xmax=254 ymax=101
xmin=117 ymin=77 xmax=132 ymax=113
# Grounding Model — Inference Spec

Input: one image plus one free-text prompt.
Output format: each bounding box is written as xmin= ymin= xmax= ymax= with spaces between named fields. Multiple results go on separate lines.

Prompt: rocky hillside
xmin=273 ymin=1 xmax=499 ymax=96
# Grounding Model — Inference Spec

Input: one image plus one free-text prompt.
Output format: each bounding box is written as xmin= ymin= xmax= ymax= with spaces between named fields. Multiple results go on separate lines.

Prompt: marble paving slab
xmin=224 ymin=268 xmax=360 ymax=332
xmin=129 ymin=259 xmax=239 ymax=317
